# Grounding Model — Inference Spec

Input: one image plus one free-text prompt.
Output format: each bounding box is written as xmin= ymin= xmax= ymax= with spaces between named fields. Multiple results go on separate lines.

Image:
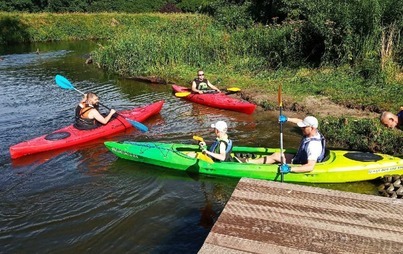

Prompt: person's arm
xmin=191 ymin=81 xmax=203 ymax=94
xmin=289 ymin=141 xmax=321 ymax=172
xmin=90 ymin=109 xmax=116 ymax=125
xmin=204 ymin=142 xmax=227 ymax=161
xmin=289 ymin=160 xmax=316 ymax=173
xmin=207 ymin=80 xmax=220 ymax=92
xmin=286 ymin=117 xmax=303 ymax=125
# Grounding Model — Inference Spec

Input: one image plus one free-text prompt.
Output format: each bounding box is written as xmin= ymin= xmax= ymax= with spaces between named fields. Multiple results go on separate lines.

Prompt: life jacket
xmin=397 ymin=110 xmax=403 ymax=130
xmin=193 ymin=78 xmax=209 ymax=90
xmin=73 ymin=105 xmax=99 ymax=130
xmin=208 ymin=138 xmax=233 ymax=162
xmin=292 ymin=132 xmax=326 ymax=164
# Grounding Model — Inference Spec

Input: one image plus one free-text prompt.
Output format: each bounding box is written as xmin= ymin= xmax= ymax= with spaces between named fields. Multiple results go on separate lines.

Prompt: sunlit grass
xmin=0 ymin=12 xmax=401 ymax=155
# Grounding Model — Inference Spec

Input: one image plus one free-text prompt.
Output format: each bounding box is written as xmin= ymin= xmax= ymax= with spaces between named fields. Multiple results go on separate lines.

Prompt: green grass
xmin=1 ymin=12 xmax=401 ymax=155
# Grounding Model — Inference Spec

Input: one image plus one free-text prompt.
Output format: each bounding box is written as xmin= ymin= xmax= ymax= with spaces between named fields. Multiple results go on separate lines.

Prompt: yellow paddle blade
xmin=278 ymin=84 xmax=282 ymax=107
xmin=193 ymin=135 xmax=204 ymax=142
xmin=175 ymin=92 xmax=191 ymax=97
xmin=192 ymin=136 xmax=213 ymax=163
xmin=226 ymin=87 xmax=241 ymax=92
xmin=196 ymin=152 xmax=214 ymax=163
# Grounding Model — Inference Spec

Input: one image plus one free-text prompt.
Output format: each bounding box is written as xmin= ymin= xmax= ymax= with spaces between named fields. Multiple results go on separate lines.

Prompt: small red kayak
xmin=172 ymin=85 xmax=256 ymax=114
xmin=10 ymin=100 xmax=164 ymax=159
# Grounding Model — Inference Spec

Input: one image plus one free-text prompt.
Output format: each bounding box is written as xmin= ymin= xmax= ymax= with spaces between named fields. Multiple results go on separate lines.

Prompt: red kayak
xmin=172 ymin=85 xmax=256 ymax=114
xmin=10 ymin=100 xmax=164 ymax=159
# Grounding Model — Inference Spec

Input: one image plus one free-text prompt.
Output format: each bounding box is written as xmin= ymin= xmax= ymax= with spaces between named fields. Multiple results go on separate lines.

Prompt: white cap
xmin=211 ymin=121 xmax=228 ymax=132
xmin=297 ymin=116 xmax=318 ymax=128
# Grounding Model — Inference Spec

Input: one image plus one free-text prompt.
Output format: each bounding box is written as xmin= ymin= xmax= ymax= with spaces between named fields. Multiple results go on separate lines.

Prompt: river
xmin=0 ymin=41 xmax=379 ymax=253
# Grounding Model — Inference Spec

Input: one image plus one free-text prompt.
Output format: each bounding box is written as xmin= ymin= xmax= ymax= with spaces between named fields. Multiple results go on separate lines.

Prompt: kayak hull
xmin=10 ymin=101 xmax=164 ymax=159
xmin=104 ymin=141 xmax=403 ymax=183
xmin=172 ymin=84 xmax=256 ymax=114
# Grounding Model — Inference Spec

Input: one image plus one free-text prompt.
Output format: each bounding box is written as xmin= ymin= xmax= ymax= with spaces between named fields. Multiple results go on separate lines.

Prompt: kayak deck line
xmin=104 ymin=141 xmax=403 ymax=183
xmin=9 ymin=101 xmax=164 ymax=159
xmin=172 ymin=84 xmax=256 ymax=114
xmin=199 ymin=178 xmax=403 ymax=253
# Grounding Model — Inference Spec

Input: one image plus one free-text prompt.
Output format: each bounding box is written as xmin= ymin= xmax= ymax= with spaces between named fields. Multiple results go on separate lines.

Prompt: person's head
xmin=197 ymin=70 xmax=205 ymax=80
xmin=86 ymin=92 xmax=99 ymax=107
xmin=297 ymin=116 xmax=318 ymax=136
xmin=211 ymin=120 xmax=228 ymax=136
xmin=380 ymin=111 xmax=398 ymax=129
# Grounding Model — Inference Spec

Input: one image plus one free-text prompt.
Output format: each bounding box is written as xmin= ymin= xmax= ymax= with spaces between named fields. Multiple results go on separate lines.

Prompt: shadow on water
xmin=103 ymin=158 xmax=237 ymax=254
xmin=0 ymin=40 xmax=384 ymax=253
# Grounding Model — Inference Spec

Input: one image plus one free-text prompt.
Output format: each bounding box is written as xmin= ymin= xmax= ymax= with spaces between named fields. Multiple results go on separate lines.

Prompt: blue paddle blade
xmin=127 ymin=119 xmax=148 ymax=132
xmin=55 ymin=74 xmax=75 ymax=90
xmin=55 ymin=74 xmax=148 ymax=132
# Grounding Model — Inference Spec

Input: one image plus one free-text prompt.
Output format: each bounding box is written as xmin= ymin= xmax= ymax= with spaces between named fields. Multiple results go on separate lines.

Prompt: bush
xmin=320 ymin=117 xmax=402 ymax=156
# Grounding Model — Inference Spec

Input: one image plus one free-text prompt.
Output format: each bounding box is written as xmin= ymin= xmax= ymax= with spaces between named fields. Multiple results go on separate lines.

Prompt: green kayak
xmin=104 ymin=141 xmax=403 ymax=183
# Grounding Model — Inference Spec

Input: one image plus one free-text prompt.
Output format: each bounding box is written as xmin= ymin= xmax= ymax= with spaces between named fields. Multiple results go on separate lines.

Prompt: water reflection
xmin=0 ymin=40 xmax=381 ymax=253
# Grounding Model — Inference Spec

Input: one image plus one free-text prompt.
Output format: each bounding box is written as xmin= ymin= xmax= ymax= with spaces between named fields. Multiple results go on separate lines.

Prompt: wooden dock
xmin=199 ymin=178 xmax=403 ymax=254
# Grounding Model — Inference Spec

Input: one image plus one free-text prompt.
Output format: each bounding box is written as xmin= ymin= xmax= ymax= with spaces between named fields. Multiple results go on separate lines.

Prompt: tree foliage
xmin=1 ymin=0 xmax=402 ymax=76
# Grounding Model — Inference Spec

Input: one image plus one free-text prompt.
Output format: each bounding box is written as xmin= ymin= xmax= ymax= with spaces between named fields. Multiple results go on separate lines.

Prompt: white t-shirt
xmin=306 ymin=133 xmax=323 ymax=162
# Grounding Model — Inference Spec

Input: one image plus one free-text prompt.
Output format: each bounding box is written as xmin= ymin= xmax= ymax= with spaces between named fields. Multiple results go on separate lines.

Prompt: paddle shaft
xmin=278 ymin=85 xmax=284 ymax=182
xmin=79 ymin=92 xmax=147 ymax=131
xmin=71 ymin=87 xmax=116 ymax=115
xmin=175 ymin=88 xmax=241 ymax=98
xmin=55 ymin=75 xmax=148 ymax=132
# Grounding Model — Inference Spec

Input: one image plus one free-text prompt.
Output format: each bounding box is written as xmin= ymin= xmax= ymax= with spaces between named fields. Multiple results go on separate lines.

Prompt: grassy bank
xmin=1 ymin=12 xmax=401 ymax=155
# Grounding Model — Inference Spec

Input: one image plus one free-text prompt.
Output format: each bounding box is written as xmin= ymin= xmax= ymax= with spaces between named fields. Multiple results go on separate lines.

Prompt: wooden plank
xmin=199 ymin=178 xmax=403 ymax=254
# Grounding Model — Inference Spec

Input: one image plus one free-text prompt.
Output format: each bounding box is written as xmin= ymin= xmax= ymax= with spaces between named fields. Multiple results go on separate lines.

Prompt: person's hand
xmin=199 ymin=141 xmax=206 ymax=148
xmin=216 ymin=89 xmax=221 ymax=93
xmin=199 ymin=141 xmax=207 ymax=153
xmin=280 ymin=164 xmax=291 ymax=174
xmin=279 ymin=114 xmax=288 ymax=123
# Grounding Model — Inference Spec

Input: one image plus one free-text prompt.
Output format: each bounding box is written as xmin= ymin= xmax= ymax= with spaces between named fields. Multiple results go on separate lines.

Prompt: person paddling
xmin=74 ymin=92 xmax=116 ymax=130
xmin=198 ymin=121 xmax=233 ymax=162
xmin=247 ymin=116 xmax=326 ymax=173
xmin=191 ymin=70 xmax=221 ymax=94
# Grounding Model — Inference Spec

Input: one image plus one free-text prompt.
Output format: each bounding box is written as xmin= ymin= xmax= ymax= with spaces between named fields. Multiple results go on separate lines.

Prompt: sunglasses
xmin=198 ymin=73 xmax=204 ymax=76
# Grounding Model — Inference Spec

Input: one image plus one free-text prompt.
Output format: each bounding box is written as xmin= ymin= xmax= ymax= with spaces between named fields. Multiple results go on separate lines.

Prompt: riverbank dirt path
xmin=137 ymin=76 xmax=380 ymax=119
xmin=239 ymin=88 xmax=379 ymax=119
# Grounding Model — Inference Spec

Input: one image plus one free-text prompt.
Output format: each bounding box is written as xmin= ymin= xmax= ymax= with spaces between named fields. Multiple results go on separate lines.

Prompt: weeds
xmin=1 ymin=12 xmax=401 ymax=155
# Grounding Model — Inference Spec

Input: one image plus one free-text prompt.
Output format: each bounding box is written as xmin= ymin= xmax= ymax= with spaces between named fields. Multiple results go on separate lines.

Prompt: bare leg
xmin=248 ymin=152 xmax=293 ymax=164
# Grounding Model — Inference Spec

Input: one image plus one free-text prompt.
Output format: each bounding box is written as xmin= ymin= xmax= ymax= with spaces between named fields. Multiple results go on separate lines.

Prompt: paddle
xmin=278 ymin=84 xmax=284 ymax=182
xmin=175 ymin=87 xmax=241 ymax=98
xmin=54 ymin=74 xmax=148 ymax=132
xmin=192 ymin=135 xmax=214 ymax=163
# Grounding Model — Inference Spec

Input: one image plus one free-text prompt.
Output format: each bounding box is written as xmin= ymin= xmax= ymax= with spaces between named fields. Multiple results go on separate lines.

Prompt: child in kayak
xmin=198 ymin=121 xmax=233 ymax=162
xmin=189 ymin=121 xmax=233 ymax=162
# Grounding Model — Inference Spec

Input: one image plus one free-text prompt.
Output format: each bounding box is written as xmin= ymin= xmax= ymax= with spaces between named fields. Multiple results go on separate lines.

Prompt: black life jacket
xmin=208 ymin=138 xmax=233 ymax=162
xmin=73 ymin=105 xmax=100 ymax=130
xmin=292 ymin=132 xmax=326 ymax=164
xmin=193 ymin=78 xmax=209 ymax=90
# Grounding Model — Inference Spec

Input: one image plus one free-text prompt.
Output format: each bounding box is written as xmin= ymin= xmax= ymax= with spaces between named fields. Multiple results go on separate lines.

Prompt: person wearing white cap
xmin=247 ymin=115 xmax=326 ymax=173
xmin=198 ymin=120 xmax=233 ymax=162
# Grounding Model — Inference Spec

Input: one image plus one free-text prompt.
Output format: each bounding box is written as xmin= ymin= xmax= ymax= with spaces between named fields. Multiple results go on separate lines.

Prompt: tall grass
xmin=0 ymin=12 xmax=401 ymax=155
xmin=321 ymin=117 xmax=403 ymax=156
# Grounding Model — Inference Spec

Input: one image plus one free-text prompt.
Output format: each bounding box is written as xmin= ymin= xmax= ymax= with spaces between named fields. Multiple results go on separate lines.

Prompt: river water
xmin=0 ymin=41 xmax=379 ymax=253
